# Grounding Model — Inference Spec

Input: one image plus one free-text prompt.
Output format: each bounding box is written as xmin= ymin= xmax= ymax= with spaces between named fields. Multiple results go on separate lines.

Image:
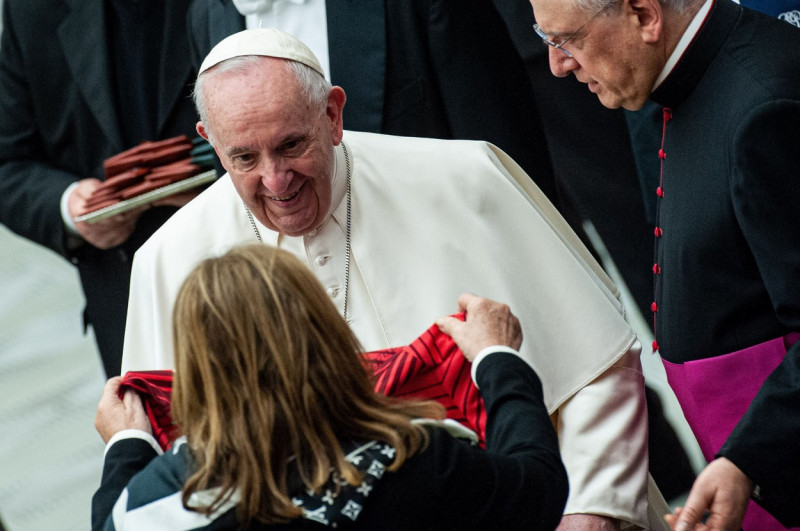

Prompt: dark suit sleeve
xmin=423 ymin=352 xmax=568 ymax=530
xmin=91 ymin=438 xmax=160 ymax=531
xmin=0 ymin=0 xmax=78 ymax=255
xmin=716 ymin=100 xmax=800 ymax=528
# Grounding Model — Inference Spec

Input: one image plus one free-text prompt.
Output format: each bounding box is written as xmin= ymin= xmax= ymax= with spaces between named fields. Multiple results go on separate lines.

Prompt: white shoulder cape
xmin=122 ymin=131 xmax=636 ymax=413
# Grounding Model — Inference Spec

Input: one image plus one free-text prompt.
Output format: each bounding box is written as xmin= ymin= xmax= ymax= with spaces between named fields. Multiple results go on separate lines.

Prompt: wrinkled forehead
xmin=205 ymin=57 xmax=301 ymax=106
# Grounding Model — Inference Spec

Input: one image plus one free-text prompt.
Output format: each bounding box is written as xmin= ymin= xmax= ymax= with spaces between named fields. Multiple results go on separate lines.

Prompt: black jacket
xmin=92 ymin=352 xmax=568 ymax=530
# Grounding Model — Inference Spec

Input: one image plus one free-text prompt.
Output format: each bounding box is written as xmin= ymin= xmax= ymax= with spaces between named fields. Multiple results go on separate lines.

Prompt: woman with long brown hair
xmin=92 ymin=244 xmax=567 ymax=530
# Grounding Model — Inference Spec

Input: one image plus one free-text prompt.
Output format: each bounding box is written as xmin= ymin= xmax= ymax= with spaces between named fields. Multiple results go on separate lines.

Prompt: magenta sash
xmin=662 ymin=332 xmax=800 ymax=531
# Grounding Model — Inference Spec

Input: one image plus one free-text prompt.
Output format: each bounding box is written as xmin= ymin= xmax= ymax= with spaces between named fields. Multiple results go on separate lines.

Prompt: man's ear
xmin=327 ymin=86 xmax=346 ymax=145
xmin=628 ymin=0 xmax=663 ymax=43
xmin=196 ymin=121 xmax=210 ymax=142
xmin=197 ymin=121 xmax=227 ymax=166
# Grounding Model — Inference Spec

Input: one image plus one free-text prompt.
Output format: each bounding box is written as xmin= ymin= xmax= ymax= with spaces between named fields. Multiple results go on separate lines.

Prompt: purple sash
xmin=662 ymin=333 xmax=800 ymax=531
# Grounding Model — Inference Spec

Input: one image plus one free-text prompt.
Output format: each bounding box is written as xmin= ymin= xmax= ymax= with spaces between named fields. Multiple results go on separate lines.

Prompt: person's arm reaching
xmin=91 ymin=377 xmax=160 ymax=531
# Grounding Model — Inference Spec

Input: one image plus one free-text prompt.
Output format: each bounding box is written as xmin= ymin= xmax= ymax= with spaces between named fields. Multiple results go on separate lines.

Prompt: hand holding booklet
xmin=74 ymin=135 xmax=217 ymax=223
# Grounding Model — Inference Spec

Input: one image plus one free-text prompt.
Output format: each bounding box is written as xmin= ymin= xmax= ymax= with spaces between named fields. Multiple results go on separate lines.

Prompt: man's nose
xmin=548 ymin=47 xmax=577 ymax=78
xmin=260 ymin=157 xmax=292 ymax=194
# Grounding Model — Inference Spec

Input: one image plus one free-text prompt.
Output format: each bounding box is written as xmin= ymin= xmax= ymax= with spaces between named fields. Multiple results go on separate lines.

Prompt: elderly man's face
xmin=530 ymin=0 xmax=662 ymax=110
xmin=199 ymin=58 xmax=345 ymax=236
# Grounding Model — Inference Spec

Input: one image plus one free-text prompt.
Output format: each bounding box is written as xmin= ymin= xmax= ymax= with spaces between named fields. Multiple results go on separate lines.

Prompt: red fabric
xmin=119 ymin=370 xmax=179 ymax=451
xmin=118 ymin=314 xmax=486 ymax=450
xmin=363 ymin=313 xmax=487 ymax=447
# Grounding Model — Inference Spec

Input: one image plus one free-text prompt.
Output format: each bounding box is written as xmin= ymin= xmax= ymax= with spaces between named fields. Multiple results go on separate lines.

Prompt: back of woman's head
xmin=171 ymin=244 xmax=441 ymax=525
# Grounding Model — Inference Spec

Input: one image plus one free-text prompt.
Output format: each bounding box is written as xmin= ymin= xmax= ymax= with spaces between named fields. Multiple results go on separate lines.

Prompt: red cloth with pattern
xmin=119 ymin=314 xmax=486 ymax=451
xmin=363 ymin=313 xmax=487 ymax=447
xmin=118 ymin=370 xmax=179 ymax=451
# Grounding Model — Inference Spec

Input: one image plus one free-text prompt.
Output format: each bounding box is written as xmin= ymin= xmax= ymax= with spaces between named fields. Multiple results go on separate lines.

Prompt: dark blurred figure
xmin=0 ymin=0 xmax=200 ymax=376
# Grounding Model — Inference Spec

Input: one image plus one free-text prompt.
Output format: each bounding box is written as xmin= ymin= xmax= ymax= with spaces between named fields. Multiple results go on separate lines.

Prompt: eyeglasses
xmin=533 ymin=6 xmax=607 ymax=58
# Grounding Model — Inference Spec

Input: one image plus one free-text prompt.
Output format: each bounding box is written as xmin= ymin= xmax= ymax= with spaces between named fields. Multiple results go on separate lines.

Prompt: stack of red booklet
xmin=81 ymin=135 xmax=215 ymax=214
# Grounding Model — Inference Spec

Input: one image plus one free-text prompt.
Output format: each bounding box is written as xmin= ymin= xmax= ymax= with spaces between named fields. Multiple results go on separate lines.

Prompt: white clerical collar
xmin=652 ymin=0 xmax=713 ymax=90
xmin=232 ymin=0 xmax=305 ymax=15
xmin=236 ymin=0 xmax=330 ymax=81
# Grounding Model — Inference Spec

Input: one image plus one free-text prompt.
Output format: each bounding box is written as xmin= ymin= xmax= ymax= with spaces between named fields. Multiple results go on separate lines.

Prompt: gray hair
xmin=573 ymin=0 xmax=702 ymax=16
xmin=192 ymin=56 xmax=332 ymax=146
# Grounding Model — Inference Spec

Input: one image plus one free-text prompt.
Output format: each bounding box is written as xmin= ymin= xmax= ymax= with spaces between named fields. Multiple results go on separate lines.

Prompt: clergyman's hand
xmin=68 ymin=178 xmax=145 ymax=249
xmin=435 ymin=293 xmax=522 ymax=361
xmin=94 ymin=377 xmax=152 ymax=443
xmin=664 ymin=457 xmax=752 ymax=531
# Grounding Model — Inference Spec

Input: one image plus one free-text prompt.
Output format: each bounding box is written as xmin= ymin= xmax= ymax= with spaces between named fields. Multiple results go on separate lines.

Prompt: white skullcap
xmin=198 ymin=28 xmax=325 ymax=77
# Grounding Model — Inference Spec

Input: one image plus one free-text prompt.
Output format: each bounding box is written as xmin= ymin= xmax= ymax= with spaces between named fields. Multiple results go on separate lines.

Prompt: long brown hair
xmin=171 ymin=244 xmax=444 ymax=526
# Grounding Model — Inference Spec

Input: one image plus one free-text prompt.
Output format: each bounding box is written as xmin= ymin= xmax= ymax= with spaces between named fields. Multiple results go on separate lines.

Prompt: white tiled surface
xmin=0 ymin=226 xmax=106 ymax=531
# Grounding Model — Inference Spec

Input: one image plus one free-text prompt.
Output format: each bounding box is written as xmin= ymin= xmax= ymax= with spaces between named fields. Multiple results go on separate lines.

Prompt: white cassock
xmin=123 ymin=131 xmax=668 ymax=529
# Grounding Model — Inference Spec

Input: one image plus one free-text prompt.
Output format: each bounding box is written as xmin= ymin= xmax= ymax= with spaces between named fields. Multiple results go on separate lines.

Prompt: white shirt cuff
xmin=470 ymin=346 xmax=521 ymax=388
xmin=60 ymin=182 xmax=80 ymax=235
xmin=104 ymin=429 xmax=163 ymax=458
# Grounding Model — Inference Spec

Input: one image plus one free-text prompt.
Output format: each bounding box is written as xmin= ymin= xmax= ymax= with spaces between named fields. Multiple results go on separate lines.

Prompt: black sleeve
xmin=716 ymin=99 xmax=800 ymax=529
xmin=426 ymin=352 xmax=569 ymax=530
xmin=91 ymin=438 xmax=160 ymax=531
xmin=478 ymin=352 xmax=568 ymax=526
xmin=0 ymin=0 xmax=76 ymax=255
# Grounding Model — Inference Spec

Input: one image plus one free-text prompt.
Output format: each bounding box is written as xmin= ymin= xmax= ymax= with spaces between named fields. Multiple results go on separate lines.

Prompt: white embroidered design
xmin=367 ymin=460 xmax=385 ymax=478
xmin=291 ymin=439 xmax=396 ymax=526
xmin=341 ymin=500 xmax=363 ymax=521
xmin=379 ymin=445 xmax=396 ymax=459
xmin=303 ymin=505 xmax=329 ymax=524
xmin=778 ymin=10 xmax=800 ymax=27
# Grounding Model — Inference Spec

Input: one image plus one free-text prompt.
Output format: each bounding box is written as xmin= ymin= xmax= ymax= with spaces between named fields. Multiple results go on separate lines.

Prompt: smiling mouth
xmin=270 ymin=190 xmax=300 ymax=202
xmin=268 ymin=182 xmax=305 ymax=202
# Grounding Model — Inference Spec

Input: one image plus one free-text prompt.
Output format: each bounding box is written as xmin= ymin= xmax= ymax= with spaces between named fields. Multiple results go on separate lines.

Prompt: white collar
xmin=653 ymin=0 xmax=713 ymax=90
xmin=232 ymin=0 xmax=305 ymax=15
